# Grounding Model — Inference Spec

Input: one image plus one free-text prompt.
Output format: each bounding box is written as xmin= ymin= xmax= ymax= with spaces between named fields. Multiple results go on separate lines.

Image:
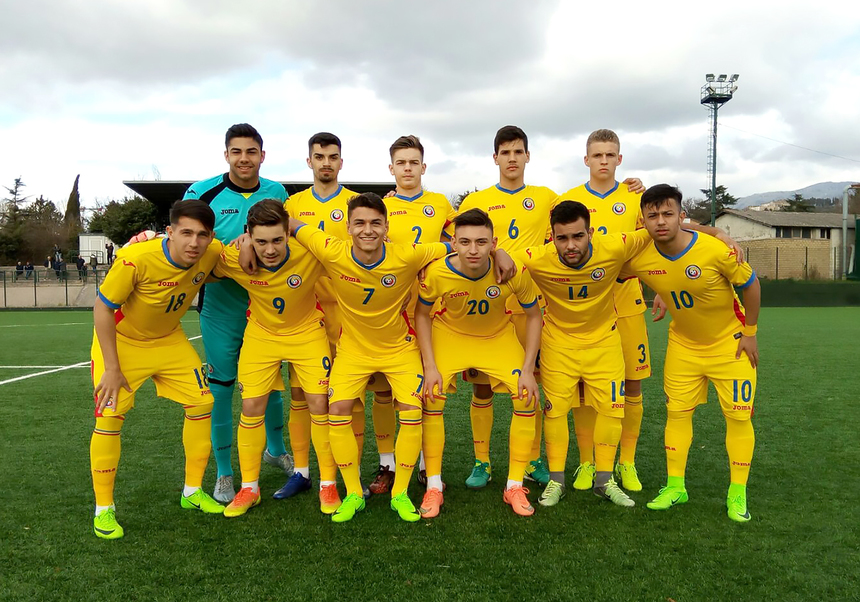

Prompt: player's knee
xmin=395 ymin=400 xmax=421 ymax=414
xmin=242 ymin=396 xmax=268 ymax=416
xmin=666 ymin=408 xmax=693 ymax=422
xmin=184 ymin=403 xmax=213 ymax=418
xmin=328 ymin=400 xmax=353 ymax=416
xmin=290 ymin=387 xmax=306 ymax=402
xmin=424 ymin=396 xmax=446 ymax=413
xmin=624 ymin=379 xmax=642 ymax=397
xmin=303 ymin=394 xmax=327 ymax=414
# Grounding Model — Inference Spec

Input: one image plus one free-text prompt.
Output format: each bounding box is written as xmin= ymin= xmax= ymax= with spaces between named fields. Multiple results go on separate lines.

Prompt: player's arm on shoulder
xmin=620 ymin=228 xmax=653 ymax=260
xmin=685 ymin=223 xmax=744 ymax=263
xmin=415 ymin=241 xmax=452 ymax=267
xmin=490 ymin=248 xmax=517 ymax=284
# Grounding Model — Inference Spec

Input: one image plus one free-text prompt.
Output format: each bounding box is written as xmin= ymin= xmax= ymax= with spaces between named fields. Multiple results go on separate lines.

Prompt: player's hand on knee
xmin=518 ymin=372 xmax=540 ymax=407
xmin=423 ymin=368 xmax=443 ymax=403
xmin=94 ymin=369 xmax=132 ymax=413
xmin=737 ymin=335 xmax=758 ymax=368
xmin=652 ymin=294 xmax=668 ymax=321
xmin=622 ymin=177 xmax=646 ymax=194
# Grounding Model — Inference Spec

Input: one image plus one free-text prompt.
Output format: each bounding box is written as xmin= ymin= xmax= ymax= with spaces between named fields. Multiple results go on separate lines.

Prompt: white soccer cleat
xmin=213 ymin=475 xmax=236 ymax=503
xmin=263 ymin=450 xmax=295 ymax=476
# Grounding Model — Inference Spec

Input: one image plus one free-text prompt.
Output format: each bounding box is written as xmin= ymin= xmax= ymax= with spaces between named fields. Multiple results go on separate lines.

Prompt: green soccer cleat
xmin=594 ymin=477 xmax=635 ymax=507
xmin=93 ymin=508 xmax=124 ymax=540
xmin=390 ymin=492 xmax=421 ymax=522
xmin=614 ymin=462 xmax=643 ymax=492
xmin=181 ymin=489 xmax=226 ymax=514
xmin=727 ymin=489 xmax=752 ymax=523
xmin=465 ymin=460 xmax=492 ymax=489
xmin=331 ymin=492 xmax=366 ymax=523
xmin=524 ymin=458 xmax=550 ymax=486
xmin=572 ymin=461 xmax=595 ymax=490
xmin=646 ymin=486 xmax=689 ymax=510
xmin=538 ymin=479 xmax=566 ymax=507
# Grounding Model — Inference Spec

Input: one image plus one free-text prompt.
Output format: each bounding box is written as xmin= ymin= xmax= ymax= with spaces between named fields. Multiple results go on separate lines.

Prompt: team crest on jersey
xmin=206 ymin=363 xmax=213 ymax=374
xmin=423 ymin=205 xmax=436 ymax=218
xmin=685 ymin=265 xmax=702 ymax=279
xmin=591 ymin=268 xmax=606 ymax=281
xmin=330 ymin=209 xmax=344 ymax=222
xmin=237 ymin=382 xmax=244 ymax=393
xmin=327 ymin=387 xmax=334 ymax=399
xmin=612 ymin=202 xmax=626 ymax=215
xmin=192 ymin=272 xmax=205 ymax=285
xmin=381 ymin=274 xmax=397 ymax=287
xmin=522 ymin=198 xmax=535 ymax=211
xmin=486 ymin=285 xmax=501 ymax=299
xmin=287 ymin=274 xmax=302 ymax=288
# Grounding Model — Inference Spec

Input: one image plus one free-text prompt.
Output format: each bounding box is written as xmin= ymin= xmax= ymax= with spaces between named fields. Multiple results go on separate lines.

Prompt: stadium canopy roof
xmin=123 ymin=180 xmax=396 ymax=225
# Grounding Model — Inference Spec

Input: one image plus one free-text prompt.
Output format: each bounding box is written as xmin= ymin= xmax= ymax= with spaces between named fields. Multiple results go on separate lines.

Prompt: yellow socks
xmin=183 ymin=405 xmax=213 ymax=489
xmin=619 ymin=393 xmax=643 ymax=464
xmin=665 ymin=409 xmax=694 ymax=478
xmin=329 ymin=415 xmax=362 ymax=496
xmin=509 ymin=406 xmax=536 ymax=482
xmin=543 ymin=414 xmax=569 ymax=473
xmin=422 ymin=398 xmax=445 ymax=479
xmin=372 ymin=392 xmax=396 ymax=455
xmin=90 ymin=415 xmax=125 ymax=507
xmin=288 ymin=401 xmax=311 ymax=470
xmin=725 ymin=416 xmax=755 ymax=485
xmin=572 ymin=405 xmax=596 ymax=464
xmin=310 ymin=413 xmax=337 ymax=482
xmin=392 ymin=408 xmax=422 ymax=496
xmin=593 ymin=412 xmax=622 ymax=473
xmin=237 ymin=412 xmax=265 ymax=485
xmin=470 ymin=395 xmax=494 ymax=462
xmin=351 ymin=404 xmax=366 ymax=463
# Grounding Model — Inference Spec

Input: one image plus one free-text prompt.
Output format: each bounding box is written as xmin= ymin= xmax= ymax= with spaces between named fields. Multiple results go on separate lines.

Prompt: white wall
xmin=715 ymin=214 xmax=775 ymax=241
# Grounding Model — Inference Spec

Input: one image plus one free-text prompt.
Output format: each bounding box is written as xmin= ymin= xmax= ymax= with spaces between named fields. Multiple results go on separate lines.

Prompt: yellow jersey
xmin=294 ymin=225 xmax=451 ymax=355
xmin=213 ymin=244 xmax=324 ymax=337
xmin=418 ymin=255 xmax=539 ymax=338
xmin=516 ymin=229 xmax=651 ymax=347
xmin=97 ymin=238 xmax=222 ymax=341
xmin=285 ymin=185 xmax=356 ymax=304
xmin=622 ymin=230 xmax=756 ymax=350
xmin=387 ymin=190 xmax=456 ymax=244
xmin=557 ymin=182 xmax=646 ymax=317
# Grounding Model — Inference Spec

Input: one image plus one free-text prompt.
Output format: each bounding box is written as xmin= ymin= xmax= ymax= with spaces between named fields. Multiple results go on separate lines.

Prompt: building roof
xmin=717 ymin=208 xmax=857 ymax=229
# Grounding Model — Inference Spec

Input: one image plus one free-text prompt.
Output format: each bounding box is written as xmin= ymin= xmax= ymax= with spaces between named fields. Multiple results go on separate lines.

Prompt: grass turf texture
xmin=0 ymin=308 xmax=856 ymax=601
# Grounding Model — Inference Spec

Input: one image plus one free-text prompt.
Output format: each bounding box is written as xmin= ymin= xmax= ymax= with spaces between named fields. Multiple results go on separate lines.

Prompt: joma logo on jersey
xmin=522 ymin=198 xmax=535 ymax=211
xmin=158 ymin=281 xmax=178 ymax=287
xmin=591 ymin=268 xmax=606 ymax=281
xmin=287 ymin=274 xmax=302 ymax=288
xmin=450 ymin=291 xmax=469 ymax=298
xmin=299 ymin=211 xmax=315 ymax=217
xmin=423 ymin=205 xmax=436 ymax=217
xmin=550 ymin=277 xmax=571 ymax=282
xmin=612 ymin=203 xmax=626 ymax=215
xmin=488 ymin=204 xmax=506 ymax=211
xmin=221 ymin=208 xmax=240 ymax=215
xmin=486 ymin=286 xmax=501 ymax=299
xmin=685 ymin=265 xmax=702 ymax=279
xmin=648 ymin=269 xmax=668 ymax=275
xmin=340 ymin=275 xmax=360 ymax=283
xmin=192 ymin=272 xmax=205 ymax=285
xmin=390 ymin=210 xmax=407 ymax=216
xmin=249 ymin=280 xmax=269 ymax=286
xmin=330 ymin=209 xmax=344 ymax=222
xmin=381 ymin=274 xmax=397 ymax=287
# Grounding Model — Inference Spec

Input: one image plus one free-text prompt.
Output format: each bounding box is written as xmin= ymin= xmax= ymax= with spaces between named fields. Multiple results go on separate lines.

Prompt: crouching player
xmin=416 ymin=208 xmax=542 ymax=517
xmin=622 ymin=185 xmax=760 ymax=522
xmin=214 ymin=199 xmax=337 ymax=517
xmin=89 ymin=200 xmax=225 ymax=540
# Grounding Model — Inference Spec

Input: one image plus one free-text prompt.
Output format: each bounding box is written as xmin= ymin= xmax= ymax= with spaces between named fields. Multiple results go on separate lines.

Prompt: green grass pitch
xmin=0 ymin=308 xmax=857 ymax=601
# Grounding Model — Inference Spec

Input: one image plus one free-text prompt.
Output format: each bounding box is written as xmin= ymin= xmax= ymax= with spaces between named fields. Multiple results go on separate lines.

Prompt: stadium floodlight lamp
xmin=701 ymin=72 xmax=739 ymax=225
xmin=730 ymin=85 xmax=738 ymax=93
xmin=718 ymin=74 xmax=727 ymax=82
xmin=706 ymin=74 xmax=715 ymax=82
xmin=730 ymin=74 xmax=740 ymax=82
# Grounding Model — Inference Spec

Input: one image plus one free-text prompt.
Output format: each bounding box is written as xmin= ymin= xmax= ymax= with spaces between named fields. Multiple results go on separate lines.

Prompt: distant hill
xmin=737 ymin=181 xmax=855 ymax=208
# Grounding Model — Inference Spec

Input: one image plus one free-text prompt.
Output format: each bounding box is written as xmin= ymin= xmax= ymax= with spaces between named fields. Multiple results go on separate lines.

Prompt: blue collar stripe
xmin=584 ymin=181 xmax=619 ymax=199
xmin=656 ymin=230 xmax=698 ymax=261
xmin=495 ymin=183 xmax=526 ymax=195
xmin=445 ymin=255 xmax=491 ymax=281
xmin=351 ymin=244 xmax=386 ymax=270
xmin=312 ymin=184 xmax=343 ymax=203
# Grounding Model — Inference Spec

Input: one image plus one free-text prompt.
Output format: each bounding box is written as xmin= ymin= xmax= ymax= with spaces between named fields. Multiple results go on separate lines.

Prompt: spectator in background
xmin=25 ymin=261 xmax=34 ymax=279
xmin=56 ymin=259 xmax=65 ymax=280
xmin=53 ymin=244 xmax=63 ymax=264
xmin=44 ymin=255 xmax=54 ymax=279
xmin=15 ymin=261 xmax=24 ymax=281
xmin=90 ymin=254 xmax=98 ymax=270
xmin=105 ymin=242 xmax=114 ymax=264
xmin=76 ymin=254 xmax=87 ymax=280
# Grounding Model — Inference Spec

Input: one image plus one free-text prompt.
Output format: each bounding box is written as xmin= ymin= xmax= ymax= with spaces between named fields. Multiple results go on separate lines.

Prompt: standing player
xmin=367 ymin=135 xmax=458 ymax=495
xmin=621 ymin=185 xmax=760 ymax=522
xmin=287 ymin=193 xmax=453 ymax=523
xmin=278 ymin=132 xmax=367 ymax=500
xmin=211 ymin=200 xmax=338 ymax=516
xmin=183 ymin=124 xmax=292 ymax=503
xmin=416 ymin=209 xmax=542 ymax=517
xmin=556 ymin=129 xmax=650 ymax=492
xmin=89 ymin=201 xmax=225 ymax=539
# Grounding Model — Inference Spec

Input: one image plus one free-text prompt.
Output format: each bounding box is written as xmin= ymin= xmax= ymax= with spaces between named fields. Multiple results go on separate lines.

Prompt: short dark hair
xmin=494 ymin=125 xmax=528 ymax=154
xmin=389 ymin=135 xmax=424 ymax=160
xmin=171 ymin=200 xmax=215 ymax=233
xmin=550 ymin=200 xmax=591 ymax=231
xmin=225 ymin=123 xmax=263 ymax=150
xmin=452 ymin=208 xmax=493 ymax=233
xmin=347 ymin=193 xmax=388 ymax=221
xmin=308 ymin=132 xmax=342 ymax=154
xmin=641 ymin=184 xmax=683 ymax=212
xmin=247 ymin=199 xmax=290 ymax=234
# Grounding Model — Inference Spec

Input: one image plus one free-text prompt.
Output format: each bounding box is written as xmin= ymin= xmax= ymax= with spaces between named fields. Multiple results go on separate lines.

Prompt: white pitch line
xmin=0 ymin=361 xmax=90 ymax=386
xmin=0 ymin=365 xmax=88 ymax=369
xmin=189 ymin=335 xmax=202 ymax=341
xmin=0 ymin=322 xmax=90 ymax=328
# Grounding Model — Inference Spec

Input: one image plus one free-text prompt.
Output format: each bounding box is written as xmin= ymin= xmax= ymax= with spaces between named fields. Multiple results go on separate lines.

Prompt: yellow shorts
xmin=617 ymin=312 xmax=651 ymax=381
xmin=288 ymin=299 xmax=340 ymax=388
xmin=363 ymin=307 xmax=422 ymax=394
xmin=238 ymin=320 xmax=331 ymax=399
xmin=433 ymin=323 xmax=525 ymax=396
xmin=540 ymin=330 xmax=625 ymax=418
xmin=663 ymin=336 xmax=756 ymax=420
xmin=91 ymin=329 xmax=211 ymax=416
xmin=463 ymin=311 xmax=541 ymax=386
xmin=328 ymin=346 xmax=424 ymax=408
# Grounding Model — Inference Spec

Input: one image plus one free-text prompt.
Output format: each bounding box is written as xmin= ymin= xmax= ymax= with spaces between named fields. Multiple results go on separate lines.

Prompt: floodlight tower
xmin=701 ymin=73 xmax=739 ymax=225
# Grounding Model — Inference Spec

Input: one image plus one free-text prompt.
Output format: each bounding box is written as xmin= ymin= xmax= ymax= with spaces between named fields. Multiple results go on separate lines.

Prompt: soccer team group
xmin=88 ymin=124 xmax=761 ymax=539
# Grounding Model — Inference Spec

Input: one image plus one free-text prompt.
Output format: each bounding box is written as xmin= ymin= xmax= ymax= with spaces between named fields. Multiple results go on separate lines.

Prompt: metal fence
xmin=0 ymin=266 xmax=110 ymax=308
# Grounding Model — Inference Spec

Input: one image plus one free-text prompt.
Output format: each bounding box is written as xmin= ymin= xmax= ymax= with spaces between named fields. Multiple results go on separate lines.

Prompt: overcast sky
xmin=1 ymin=0 xmax=858 ymax=213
